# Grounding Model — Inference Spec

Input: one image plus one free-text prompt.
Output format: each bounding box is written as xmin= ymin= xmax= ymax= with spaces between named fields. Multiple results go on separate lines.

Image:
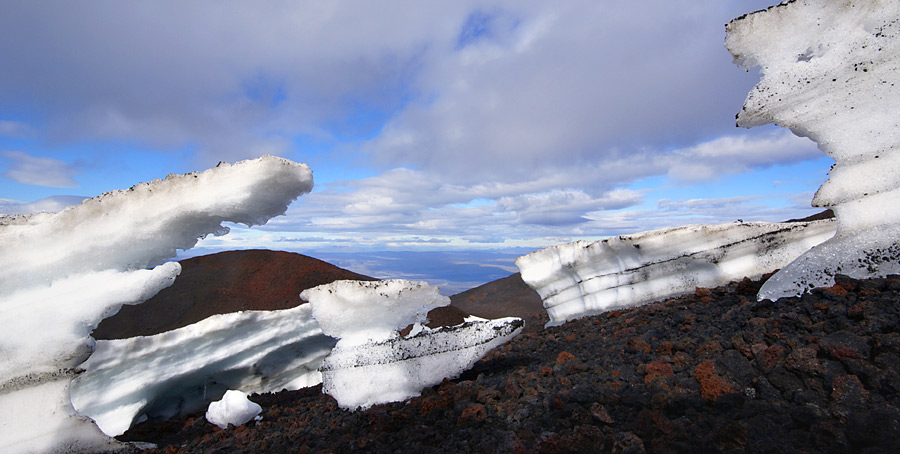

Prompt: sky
xmin=0 ymin=1 xmax=835 ymax=293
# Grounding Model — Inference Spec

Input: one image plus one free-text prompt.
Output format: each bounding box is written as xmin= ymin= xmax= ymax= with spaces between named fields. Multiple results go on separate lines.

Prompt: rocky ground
xmin=119 ymin=273 xmax=900 ymax=453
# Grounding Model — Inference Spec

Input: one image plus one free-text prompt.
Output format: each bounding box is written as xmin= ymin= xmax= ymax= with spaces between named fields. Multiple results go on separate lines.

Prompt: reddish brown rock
xmin=556 ymin=351 xmax=576 ymax=366
xmin=644 ymin=358 xmax=674 ymax=389
xmin=757 ymin=344 xmax=787 ymax=372
xmin=457 ymin=404 xmax=486 ymax=426
xmin=822 ymin=285 xmax=849 ymax=297
xmin=785 ymin=347 xmax=822 ymax=374
xmin=694 ymin=360 xmax=739 ymax=401
xmin=626 ymin=337 xmax=651 ymax=355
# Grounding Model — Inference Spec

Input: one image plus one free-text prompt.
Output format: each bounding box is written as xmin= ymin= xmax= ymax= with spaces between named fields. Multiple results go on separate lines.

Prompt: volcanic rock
xmin=121 ymin=274 xmax=900 ymax=453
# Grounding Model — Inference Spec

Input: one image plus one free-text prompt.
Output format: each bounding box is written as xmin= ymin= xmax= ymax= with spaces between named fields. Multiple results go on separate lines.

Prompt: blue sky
xmin=0 ymin=1 xmax=833 ymax=292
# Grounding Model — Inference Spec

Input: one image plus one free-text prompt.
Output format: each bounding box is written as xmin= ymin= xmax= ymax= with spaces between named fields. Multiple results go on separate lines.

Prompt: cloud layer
xmin=1 ymin=151 xmax=79 ymax=188
xmin=0 ymin=1 xmax=829 ymax=254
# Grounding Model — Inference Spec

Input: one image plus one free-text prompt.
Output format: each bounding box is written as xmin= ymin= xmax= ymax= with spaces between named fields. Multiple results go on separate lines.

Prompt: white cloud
xmin=0 ymin=195 xmax=86 ymax=214
xmin=497 ymin=189 xmax=643 ymax=226
xmin=1 ymin=151 xmax=79 ymax=188
xmin=666 ymin=130 xmax=821 ymax=182
xmin=364 ymin=1 xmax=780 ymax=183
xmin=657 ymin=195 xmax=763 ymax=210
xmin=2 ymin=1 xmax=831 ymax=252
xmin=0 ymin=1 xmax=778 ymax=171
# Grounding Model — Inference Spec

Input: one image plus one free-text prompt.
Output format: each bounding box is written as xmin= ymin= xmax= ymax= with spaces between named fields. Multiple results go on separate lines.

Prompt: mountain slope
xmin=92 ymin=249 xmax=376 ymax=340
xmin=450 ymin=272 xmax=544 ymax=321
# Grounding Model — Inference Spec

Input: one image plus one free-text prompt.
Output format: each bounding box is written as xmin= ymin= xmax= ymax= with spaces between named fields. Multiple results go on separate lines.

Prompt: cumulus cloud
xmin=1 ymin=151 xmax=79 ymax=188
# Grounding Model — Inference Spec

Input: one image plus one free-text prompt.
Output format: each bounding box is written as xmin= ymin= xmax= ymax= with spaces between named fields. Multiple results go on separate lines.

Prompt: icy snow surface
xmin=726 ymin=0 xmax=900 ymax=299
xmin=205 ymin=390 xmax=263 ymax=430
xmin=302 ymin=279 xmax=452 ymax=346
xmin=301 ymin=280 xmax=524 ymax=410
xmin=516 ymin=220 xmax=836 ymax=327
xmin=0 ymin=156 xmax=313 ymax=453
xmin=70 ymin=304 xmax=333 ymax=437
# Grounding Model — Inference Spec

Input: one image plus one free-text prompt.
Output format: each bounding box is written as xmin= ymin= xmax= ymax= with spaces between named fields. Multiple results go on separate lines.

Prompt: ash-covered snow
xmin=726 ymin=0 xmax=900 ymax=299
xmin=70 ymin=304 xmax=333 ymax=437
xmin=516 ymin=220 xmax=835 ymax=326
xmin=0 ymin=155 xmax=313 ymax=453
xmin=205 ymin=390 xmax=262 ymax=430
xmin=301 ymin=280 xmax=523 ymax=410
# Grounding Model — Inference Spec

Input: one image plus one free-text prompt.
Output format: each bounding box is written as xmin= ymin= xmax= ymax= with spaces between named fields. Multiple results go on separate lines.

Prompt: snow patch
xmin=302 ymin=280 xmax=523 ymax=410
xmin=70 ymin=304 xmax=332 ymax=437
xmin=301 ymin=279 xmax=451 ymax=346
xmin=205 ymin=390 xmax=262 ymax=430
xmin=0 ymin=155 xmax=313 ymax=453
xmin=726 ymin=0 xmax=900 ymax=298
xmin=516 ymin=220 xmax=835 ymax=326
xmin=321 ymin=318 xmax=523 ymax=410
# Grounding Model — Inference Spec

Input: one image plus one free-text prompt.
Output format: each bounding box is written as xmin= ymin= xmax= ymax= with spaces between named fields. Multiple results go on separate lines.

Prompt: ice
xmin=726 ymin=0 xmax=900 ymax=299
xmin=321 ymin=317 xmax=523 ymax=410
xmin=69 ymin=304 xmax=333 ymax=436
xmin=205 ymin=390 xmax=262 ymax=430
xmin=1 ymin=155 xmax=313 ymax=293
xmin=516 ymin=220 xmax=836 ymax=327
xmin=0 ymin=155 xmax=313 ymax=453
xmin=301 ymin=280 xmax=523 ymax=410
xmin=301 ymin=279 xmax=452 ymax=346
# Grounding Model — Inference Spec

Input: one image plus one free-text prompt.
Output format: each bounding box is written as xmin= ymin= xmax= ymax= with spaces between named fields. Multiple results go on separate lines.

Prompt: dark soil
xmin=117 ymin=273 xmax=900 ymax=453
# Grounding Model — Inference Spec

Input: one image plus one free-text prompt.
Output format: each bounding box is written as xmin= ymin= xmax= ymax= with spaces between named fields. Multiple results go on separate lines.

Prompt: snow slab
xmin=70 ymin=303 xmax=333 ymax=437
xmin=302 ymin=279 xmax=523 ymax=410
xmin=301 ymin=279 xmax=451 ymax=346
xmin=320 ymin=317 xmax=523 ymax=410
xmin=205 ymin=390 xmax=262 ymax=430
xmin=516 ymin=220 xmax=836 ymax=327
xmin=0 ymin=155 xmax=313 ymax=453
xmin=726 ymin=0 xmax=900 ymax=299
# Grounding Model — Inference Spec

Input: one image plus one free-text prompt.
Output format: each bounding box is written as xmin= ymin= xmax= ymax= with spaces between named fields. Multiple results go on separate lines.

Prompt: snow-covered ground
xmin=727 ymin=0 xmax=900 ymax=299
xmin=516 ymin=219 xmax=835 ymax=326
